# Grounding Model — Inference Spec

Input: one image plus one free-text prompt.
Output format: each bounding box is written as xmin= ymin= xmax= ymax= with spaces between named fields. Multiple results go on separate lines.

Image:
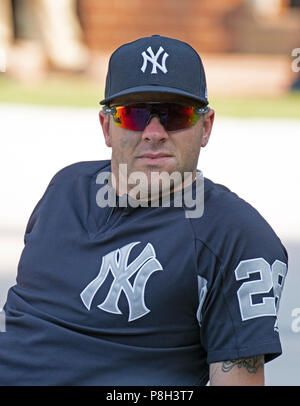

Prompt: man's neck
xmin=109 ymin=165 xmax=197 ymax=203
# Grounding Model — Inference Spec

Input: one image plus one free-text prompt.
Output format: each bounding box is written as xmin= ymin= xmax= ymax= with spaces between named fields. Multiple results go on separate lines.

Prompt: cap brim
xmin=100 ymin=85 xmax=208 ymax=106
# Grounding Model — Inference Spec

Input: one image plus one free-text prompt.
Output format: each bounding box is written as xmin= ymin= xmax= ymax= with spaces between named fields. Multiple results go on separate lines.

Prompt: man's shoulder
xmin=203 ymin=177 xmax=262 ymax=223
xmin=193 ymin=177 xmax=284 ymax=253
xmin=49 ymin=160 xmax=111 ymax=184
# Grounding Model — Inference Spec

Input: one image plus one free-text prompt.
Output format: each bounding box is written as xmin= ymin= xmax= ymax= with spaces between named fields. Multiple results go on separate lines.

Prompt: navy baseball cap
xmin=100 ymin=35 xmax=209 ymax=106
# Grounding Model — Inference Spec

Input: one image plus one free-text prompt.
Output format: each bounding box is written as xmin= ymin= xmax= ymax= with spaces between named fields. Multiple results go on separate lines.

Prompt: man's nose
xmin=141 ymin=116 xmax=168 ymax=142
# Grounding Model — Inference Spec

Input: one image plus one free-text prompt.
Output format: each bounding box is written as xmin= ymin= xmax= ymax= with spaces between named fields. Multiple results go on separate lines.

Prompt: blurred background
xmin=0 ymin=0 xmax=299 ymax=385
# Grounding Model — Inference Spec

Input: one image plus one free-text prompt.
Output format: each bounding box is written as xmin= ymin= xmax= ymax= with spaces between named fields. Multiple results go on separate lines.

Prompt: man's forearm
xmin=209 ymin=355 xmax=265 ymax=386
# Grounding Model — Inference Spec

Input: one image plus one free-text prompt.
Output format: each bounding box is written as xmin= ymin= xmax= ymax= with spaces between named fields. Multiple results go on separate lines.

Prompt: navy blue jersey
xmin=0 ymin=160 xmax=288 ymax=385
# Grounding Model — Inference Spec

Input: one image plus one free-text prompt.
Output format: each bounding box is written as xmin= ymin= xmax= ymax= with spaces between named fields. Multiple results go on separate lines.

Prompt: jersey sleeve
xmin=23 ymin=160 xmax=109 ymax=243
xmin=195 ymin=200 xmax=288 ymax=365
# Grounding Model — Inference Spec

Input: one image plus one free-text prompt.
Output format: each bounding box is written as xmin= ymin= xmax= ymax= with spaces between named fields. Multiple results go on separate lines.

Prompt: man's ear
xmin=99 ymin=110 xmax=112 ymax=147
xmin=201 ymin=108 xmax=215 ymax=147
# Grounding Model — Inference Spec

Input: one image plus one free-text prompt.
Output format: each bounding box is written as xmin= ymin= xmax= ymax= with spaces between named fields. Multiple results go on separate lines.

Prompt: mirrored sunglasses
xmin=102 ymin=102 xmax=210 ymax=132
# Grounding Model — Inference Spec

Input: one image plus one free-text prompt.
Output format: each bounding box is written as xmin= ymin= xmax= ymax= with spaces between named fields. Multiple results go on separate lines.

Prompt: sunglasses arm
xmin=102 ymin=105 xmax=116 ymax=115
xmin=195 ymin=106 xmax=210 ymax=115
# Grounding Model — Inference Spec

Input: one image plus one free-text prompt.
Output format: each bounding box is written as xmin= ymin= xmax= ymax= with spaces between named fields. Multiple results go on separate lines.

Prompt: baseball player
xmin=0 ymin=35 xmax=288 ymax=386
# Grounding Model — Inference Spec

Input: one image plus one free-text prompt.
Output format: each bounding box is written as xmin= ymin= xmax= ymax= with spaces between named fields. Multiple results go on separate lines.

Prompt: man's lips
xmin=136 ymin=153 xmax=174 ymax=164
xmin=137 ymin=153 xmax=173 ymax=159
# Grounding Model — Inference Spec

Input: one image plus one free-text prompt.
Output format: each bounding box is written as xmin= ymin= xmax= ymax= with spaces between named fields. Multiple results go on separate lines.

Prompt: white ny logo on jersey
xmin=80 ymin=242 xmax=163 ymax=322
xmin=141 ymin=46 xmax=169 ymax=74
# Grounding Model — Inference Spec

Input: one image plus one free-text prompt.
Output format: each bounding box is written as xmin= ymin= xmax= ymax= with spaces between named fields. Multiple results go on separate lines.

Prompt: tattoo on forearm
xmin=222 ymin=355 xmax=264 ymax=374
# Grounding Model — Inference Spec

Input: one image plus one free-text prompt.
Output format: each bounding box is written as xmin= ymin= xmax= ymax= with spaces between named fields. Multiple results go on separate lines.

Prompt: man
xmin=0 ymin=35 xmax=288 ymax=386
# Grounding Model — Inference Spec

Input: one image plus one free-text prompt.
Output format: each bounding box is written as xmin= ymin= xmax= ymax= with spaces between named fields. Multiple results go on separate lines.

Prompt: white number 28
xmin=235 ymin=258 xmax=287 ymax=321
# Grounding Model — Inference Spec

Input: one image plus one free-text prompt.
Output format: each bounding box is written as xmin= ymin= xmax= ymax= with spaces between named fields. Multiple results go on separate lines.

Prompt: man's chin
xmin=133 ymin=161 xmax=178 ymax=177
xmin=132 ymin=168 xmax=186 ymax=197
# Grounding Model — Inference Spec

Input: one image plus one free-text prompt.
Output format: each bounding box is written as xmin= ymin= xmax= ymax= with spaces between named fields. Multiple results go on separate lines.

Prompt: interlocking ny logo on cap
xmin=141 ymin=46 xmax=169 ymax=74
xmin=80 ymin=242 xmax=163 ymax=322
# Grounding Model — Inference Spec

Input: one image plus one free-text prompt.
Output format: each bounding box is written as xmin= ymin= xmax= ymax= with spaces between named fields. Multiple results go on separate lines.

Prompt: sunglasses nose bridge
xmin=145 ymin=115 xmax=167 ymax=132
xmin=145 ymin=105 xmax=167 ymax=130
xmin=145 ymin=105 xmax=165 ymax=128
